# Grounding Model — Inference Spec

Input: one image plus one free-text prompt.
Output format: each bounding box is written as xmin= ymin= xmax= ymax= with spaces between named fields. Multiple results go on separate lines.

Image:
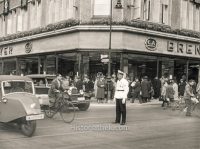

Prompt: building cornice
xmin=1 ymin=25 xmax=200 ymax=46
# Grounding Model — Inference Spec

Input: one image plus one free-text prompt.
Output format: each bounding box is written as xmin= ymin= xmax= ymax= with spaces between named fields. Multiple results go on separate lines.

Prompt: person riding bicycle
xmin=48 ymin=74 xmax=63 ymax=107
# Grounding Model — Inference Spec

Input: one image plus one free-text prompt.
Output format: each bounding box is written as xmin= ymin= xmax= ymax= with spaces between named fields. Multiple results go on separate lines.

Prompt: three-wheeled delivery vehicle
xmin=0 ymin=75 xmax=44 ymax=137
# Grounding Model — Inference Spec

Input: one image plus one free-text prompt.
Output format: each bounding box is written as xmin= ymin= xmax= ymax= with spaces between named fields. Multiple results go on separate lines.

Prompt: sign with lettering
xmin=145 ymin=38 xmax=157 ymax=51
xmin=0 ymin=46 xmax=13 ymax=56
xmin=167 ymin=41 xmax=200 ymax=56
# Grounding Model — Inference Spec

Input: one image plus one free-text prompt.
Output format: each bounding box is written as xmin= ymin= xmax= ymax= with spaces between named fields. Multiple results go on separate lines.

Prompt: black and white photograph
xmin=0 ymin=0 xmax=200 ymax=149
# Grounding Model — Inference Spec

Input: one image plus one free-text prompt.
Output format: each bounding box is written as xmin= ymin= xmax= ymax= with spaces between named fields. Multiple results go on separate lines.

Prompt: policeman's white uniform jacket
xmin=114 ymin=78 xmax=129 ymax=100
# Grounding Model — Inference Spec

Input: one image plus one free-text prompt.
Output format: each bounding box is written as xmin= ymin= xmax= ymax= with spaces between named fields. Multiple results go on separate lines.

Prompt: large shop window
xmin=128 ymin=54 xmax=157 ymax=80
xmin=18 ymin=57 xmax=38 ymax=75
xmin=174 ymin=59 xmax=187 ymax=82
xmin=88 ymin=52 xmax=120 ymax=80
xmin=93 ymin=0 xmax=111 ymax=16
xmin=188 ymin=60 xmax=200 ymax=82
xmin=3 ymin=59 xmax=16 ymax=75
xmin=46 ymin=55 xmax=56 ymax=75
xmin=58 ymin=53 xmax=77 ymax=77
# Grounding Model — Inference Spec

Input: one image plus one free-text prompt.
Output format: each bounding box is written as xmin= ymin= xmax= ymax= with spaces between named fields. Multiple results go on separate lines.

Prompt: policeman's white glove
xmin=122 ymin=98 xmax=126 ymax=104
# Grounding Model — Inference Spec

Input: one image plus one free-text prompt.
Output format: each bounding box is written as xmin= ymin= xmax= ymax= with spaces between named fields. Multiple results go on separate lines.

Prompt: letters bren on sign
xmin=167 ymin=41 xmax=200 ymax=56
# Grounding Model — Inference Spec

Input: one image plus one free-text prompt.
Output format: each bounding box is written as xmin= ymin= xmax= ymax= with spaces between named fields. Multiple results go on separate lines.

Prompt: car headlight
xmin=68 ymin=90 xmax=72 ymax=95
xmin=30 ymin=103 xmax=36 ymax=109
xmin=79 ymin=90 xmax=84 ymax=95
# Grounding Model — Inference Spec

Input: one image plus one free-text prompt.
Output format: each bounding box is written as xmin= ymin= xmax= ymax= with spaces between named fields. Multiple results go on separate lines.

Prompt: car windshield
xmin=32 ymin=78 xmax=46 ymax=86
xmin=47 ymin=78 xmax=53 ymax=86
xmin=2 ymin=81 xmax=33 ymax=94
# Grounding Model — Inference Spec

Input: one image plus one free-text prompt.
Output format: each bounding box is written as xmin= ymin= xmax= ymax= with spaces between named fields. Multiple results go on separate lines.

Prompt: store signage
xmin=25 ymin=42 xmax=32 ymax=53
xmin=145 ymin=38 xmax=157 ymax=51
xmin=0 ymin=46 xmax=13 ymax=56
xmin=167 ymin=41 xmax=200 ymax=56
xmin=101 ymin=54 xmax=109 ymax=63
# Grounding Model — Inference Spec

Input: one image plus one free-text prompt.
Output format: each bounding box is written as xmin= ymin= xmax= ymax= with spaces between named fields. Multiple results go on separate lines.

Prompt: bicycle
xmin=191 ymin=98 xmax=200 ymax=117
xmin=171 ymin=96 xmax=186 ymax=111
xmin=176 ymin=96 xmax=200 ymax=117
xmin=44 ymin=91 xmax=75 ymax=123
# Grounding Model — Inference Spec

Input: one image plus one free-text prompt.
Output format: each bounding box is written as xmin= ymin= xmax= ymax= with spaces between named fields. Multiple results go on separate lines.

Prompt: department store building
xmin=0 ymin=0 xmax=200 ymax=82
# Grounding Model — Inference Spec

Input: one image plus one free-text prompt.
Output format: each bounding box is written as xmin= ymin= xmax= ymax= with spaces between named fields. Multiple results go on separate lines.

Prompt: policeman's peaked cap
xmin=118 ymin=70 xmax=124 ymax=75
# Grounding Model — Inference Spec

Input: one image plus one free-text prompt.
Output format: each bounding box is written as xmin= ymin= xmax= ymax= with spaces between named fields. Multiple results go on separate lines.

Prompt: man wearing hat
xmin=113 ymin=70 xmax=129 ymax=125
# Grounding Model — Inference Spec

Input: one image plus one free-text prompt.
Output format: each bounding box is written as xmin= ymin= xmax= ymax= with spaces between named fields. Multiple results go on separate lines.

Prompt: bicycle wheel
xmin=44 ymin=106 xmax=56 ymax=118
xmin=179 ymin=102 xmax=187 ymax=112
xmin=59 ymin=101 xmax=75 ymax=123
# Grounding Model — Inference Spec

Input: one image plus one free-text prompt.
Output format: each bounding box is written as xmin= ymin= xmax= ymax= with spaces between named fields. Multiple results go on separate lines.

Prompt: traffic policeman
xmin=113 ymin=70 xmax=129 ymax=125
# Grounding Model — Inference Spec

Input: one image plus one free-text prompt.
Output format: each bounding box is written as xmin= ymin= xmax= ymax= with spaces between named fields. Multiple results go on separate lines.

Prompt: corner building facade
xmin=0 ymin=0 xmax=200 ymax=82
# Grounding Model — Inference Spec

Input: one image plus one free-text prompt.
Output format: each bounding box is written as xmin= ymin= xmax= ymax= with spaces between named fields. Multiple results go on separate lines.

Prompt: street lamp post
xmin=107 ymin=0 xmax=113 ymax=101
xmin=108 ymin=0 xmax=112 ymax=79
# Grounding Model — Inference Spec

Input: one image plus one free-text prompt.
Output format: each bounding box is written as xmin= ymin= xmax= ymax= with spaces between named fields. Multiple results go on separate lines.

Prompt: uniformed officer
xmin=113 ymin=70 xmax=129 ymax=125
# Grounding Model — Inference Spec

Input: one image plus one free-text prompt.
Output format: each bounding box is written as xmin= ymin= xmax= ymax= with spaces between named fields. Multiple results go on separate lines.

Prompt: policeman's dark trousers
xmin=115 ymin=99 xmax=126 ymax=123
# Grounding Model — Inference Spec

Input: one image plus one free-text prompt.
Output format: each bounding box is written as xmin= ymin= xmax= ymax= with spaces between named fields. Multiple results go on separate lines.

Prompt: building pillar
xmin=16 ymin=57 xmax=19 ymax=75
xmin=55 ymin=54 xmax=58 ymax=74
xmin=38 ymin=57 xmax=41 ymax=74
xmin=123 ymin=54 xmax=128 ymax=75
xmin=81 ymin=53 xmax=89 ymax=77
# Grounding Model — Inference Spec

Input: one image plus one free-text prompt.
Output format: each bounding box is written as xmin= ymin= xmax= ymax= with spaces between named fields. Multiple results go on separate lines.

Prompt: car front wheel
xmin=20 ymin=119 xmax=36 ymax=137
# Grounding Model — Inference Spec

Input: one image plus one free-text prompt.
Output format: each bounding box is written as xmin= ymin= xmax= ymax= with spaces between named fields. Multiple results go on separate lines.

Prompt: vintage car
xmin=26 ymin=74 xmax=56 ymax=107
xmin=0 ymin=75 xmax=44 ymax=137
xmin=27 ymin=74 xmax=91 ymax=111
xmin=66 ymin=86 xmax=91 ymax=111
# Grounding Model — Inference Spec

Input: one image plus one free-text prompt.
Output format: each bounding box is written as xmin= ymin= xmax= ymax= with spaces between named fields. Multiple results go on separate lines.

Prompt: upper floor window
xmin=93 ymin=0 xmax=111 ymax=16
xmin=131 ymin=0 xmax=142 ymax=19
xmin=143 ymin=0 xmax=150 ymax=20
xmin=161 ymin=0 xmax=169 ymax=24
xmin=181 ymin=0 xmax=197 ymax=30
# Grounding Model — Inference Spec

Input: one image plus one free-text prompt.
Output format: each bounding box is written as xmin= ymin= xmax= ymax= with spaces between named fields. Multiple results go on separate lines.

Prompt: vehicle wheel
xmin=78 ymin=102 xmax=90 ymax=111
xmin=44 ymin=106 xmax=55 ymax=118
xmin=21 ymin=120 xmax=36 ymax=137
xmin=60 ymin=102 xmax=75 ymax=123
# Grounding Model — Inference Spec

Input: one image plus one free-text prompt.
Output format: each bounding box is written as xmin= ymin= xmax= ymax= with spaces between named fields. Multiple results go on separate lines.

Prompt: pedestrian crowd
xmin=48 ymin=72 xmax=199 ymax=125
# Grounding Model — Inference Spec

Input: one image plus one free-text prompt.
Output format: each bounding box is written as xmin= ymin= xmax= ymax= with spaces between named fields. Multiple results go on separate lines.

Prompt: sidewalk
xmin=90 ymin=97 xmax=162 ymax=106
